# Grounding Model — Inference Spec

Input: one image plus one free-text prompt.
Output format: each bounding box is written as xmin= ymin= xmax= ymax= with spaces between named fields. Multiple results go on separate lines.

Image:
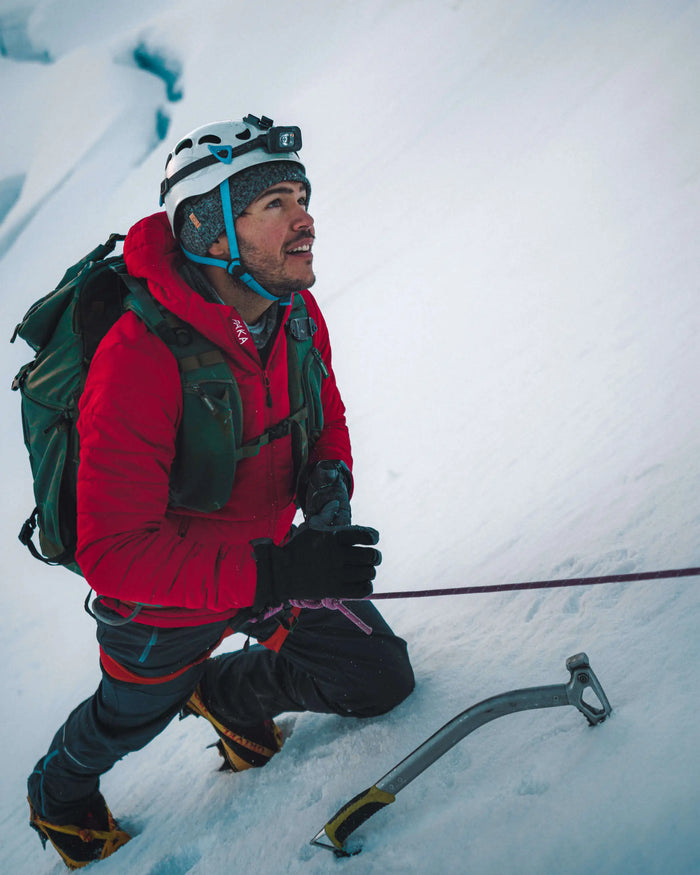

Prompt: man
xmin=27 ymin=114 xmax=414 ymax=868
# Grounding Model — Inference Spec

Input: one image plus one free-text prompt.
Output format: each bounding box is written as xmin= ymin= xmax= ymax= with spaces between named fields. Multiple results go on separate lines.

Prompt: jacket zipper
xmin=259 ymin=297 xmax=296 ymax=411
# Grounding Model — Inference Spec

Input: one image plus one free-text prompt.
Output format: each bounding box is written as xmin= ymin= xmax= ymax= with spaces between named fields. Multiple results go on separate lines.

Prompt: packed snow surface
xmin=1 ymin=1 xmax=699 ymax=872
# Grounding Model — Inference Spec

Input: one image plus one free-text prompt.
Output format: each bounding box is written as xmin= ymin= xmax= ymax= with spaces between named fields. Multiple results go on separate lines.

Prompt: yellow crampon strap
xmin=185 ymin=688 xmax=284 ymax=772
xmin=186 ymin=689 xmax=282 ymax=760
xmin=28 ymin=798 xmax=131 ymax=868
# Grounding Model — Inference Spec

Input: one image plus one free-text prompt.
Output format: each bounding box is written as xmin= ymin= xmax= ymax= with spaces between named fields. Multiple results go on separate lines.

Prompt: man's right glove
xmin=251 ymin=525 xmax=381 ymax=611
xmin=302 ymin=459 xmax=352 ymax=529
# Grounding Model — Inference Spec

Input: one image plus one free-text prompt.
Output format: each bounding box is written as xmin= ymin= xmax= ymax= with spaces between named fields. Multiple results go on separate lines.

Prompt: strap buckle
xmin=288 ymin=316 xmax=318 ymax=341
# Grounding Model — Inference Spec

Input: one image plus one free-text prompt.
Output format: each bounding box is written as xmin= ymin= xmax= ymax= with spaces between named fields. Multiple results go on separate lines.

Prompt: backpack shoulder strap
xmin=122 ymin=277 xmax=242 ymax=512
xmin=285 ymin=292 xmax=316 ymax=416
xmin=285 ymin=293 xmax=329 ymax=492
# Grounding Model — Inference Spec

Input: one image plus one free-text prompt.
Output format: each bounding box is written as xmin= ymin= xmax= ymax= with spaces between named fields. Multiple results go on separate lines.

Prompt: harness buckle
xmin=267 ymin=419 xmax=292 ymax=441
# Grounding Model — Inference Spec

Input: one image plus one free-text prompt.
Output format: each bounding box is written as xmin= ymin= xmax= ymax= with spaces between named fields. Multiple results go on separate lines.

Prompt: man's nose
xmin=292 ymin=205 xmax=314 ymax=230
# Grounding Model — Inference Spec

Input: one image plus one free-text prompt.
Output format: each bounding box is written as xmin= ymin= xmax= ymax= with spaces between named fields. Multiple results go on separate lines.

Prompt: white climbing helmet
xmin=159 ymin=114 xmax=305 ymax=232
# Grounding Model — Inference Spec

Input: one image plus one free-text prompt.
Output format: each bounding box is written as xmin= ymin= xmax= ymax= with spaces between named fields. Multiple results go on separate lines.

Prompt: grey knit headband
xmin=177 ymin=162 xmax=310 ymax=256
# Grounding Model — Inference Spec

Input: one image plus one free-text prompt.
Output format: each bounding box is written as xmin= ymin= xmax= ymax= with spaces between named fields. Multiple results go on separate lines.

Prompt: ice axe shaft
xmin=311 ymin=652 xmax=612 ymax=856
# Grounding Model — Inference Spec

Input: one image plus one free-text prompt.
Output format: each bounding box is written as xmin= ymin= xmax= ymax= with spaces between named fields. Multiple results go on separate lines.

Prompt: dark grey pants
xmin=28 ymin=602 xmax=414 ymax=824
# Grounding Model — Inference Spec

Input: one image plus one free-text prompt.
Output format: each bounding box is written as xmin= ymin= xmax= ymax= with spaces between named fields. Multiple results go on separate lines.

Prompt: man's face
xmin=232 ymin=180 xmax=315 ymax=296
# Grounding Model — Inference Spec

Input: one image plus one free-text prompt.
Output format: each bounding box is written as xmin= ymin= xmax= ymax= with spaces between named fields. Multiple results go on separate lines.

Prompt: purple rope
xmin=252 ymin=567 xmax=699 ymax=636
xmin=289 ymin=598 xmax=373 ymax=634
xmin=259 ymin=599 xmax=374 ymax=635
xmin=363 ymin=566 xmax=700 ymax=600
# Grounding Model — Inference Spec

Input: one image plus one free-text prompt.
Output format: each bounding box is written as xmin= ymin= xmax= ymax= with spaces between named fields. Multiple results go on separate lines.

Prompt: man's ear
xmin=208 ymin=234 xmax=229 ymax=258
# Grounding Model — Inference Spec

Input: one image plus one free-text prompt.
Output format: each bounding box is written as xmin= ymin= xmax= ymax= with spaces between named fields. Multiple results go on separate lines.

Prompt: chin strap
xmin=181 ymin=179 xmax=292 ymax=306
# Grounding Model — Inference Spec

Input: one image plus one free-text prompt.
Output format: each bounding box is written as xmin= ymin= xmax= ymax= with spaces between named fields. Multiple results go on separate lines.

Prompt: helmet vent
xmin=174 ymin=138 xmax=193 ymax=155
xmin=198 ymin=134 xmax=222 ymax=145
xmin=235 ymin=129 xmax=252 ymax=141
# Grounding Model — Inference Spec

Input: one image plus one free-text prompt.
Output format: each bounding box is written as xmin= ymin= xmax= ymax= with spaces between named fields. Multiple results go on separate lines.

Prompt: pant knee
xmin=345 ymin=641 xmax=415 ymax=717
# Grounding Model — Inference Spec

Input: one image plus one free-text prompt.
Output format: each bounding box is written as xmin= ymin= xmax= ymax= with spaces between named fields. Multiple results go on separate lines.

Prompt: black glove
xmin=302 ymin=460 xmax=352 ymax=529
xmin=252 ymin=525 xmax=380 ymax=610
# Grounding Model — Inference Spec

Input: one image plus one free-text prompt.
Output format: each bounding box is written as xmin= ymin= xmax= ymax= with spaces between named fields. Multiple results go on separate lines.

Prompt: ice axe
xmin=311 ymin=652 xmax=612 ymax=856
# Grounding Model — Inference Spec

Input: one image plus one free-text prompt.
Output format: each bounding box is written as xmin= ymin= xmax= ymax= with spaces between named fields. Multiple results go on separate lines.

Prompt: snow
xmin=1 ymin=1 xmax=699 ymax=872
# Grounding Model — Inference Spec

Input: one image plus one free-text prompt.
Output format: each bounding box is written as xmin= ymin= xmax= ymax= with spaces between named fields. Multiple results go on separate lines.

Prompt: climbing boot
xmin=28 ymin=794 xmax=130 ymax=869
xmin=183 ymin=686 xmax=283 ymax=771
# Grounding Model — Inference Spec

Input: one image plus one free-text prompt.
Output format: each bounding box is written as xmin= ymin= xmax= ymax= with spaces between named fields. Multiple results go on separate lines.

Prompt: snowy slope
xmin=1 ymin=1 xmax=699 ymax=872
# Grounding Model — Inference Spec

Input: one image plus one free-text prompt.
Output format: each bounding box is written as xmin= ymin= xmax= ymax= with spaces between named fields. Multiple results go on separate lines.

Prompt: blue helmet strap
xmin=180 ymin=178 xmax=291 ymax=306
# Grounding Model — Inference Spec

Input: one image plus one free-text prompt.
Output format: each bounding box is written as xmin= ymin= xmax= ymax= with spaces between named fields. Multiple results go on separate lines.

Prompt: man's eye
xmin=266 ymin=199 xmax=281 ymax=208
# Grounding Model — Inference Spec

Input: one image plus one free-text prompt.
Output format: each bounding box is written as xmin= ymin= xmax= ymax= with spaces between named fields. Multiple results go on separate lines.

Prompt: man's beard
xmin=238 ymin=240 xmax=316 ymax=298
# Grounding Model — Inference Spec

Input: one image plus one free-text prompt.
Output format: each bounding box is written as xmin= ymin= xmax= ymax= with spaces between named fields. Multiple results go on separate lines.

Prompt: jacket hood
xmin=122 ymin=211 xmax=251 ymax=353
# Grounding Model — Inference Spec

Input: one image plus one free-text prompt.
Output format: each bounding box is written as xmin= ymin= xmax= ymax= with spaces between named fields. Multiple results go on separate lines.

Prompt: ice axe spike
xmin=310 ymin=652 xmax=612 ymax=856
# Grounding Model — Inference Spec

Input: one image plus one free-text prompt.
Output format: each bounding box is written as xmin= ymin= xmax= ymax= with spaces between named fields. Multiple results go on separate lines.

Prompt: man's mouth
xmin=286 ymin=239 xmax=314 ymax=255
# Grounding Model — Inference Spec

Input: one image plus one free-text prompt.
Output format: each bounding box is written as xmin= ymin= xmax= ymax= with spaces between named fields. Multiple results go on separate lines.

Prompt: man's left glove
xmin=251 ymin=525 xmax=380 ymax=611
xmin=302 ymin=460 xmax=352 ymax=529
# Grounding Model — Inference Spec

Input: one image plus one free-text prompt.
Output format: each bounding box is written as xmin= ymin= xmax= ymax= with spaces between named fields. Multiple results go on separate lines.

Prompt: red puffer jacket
xmin=75 ymin=212 xmax=352 ymax=627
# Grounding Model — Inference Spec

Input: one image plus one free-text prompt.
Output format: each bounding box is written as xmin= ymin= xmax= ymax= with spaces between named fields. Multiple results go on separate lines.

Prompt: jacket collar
xmin=123 ymin=211 xmax=290 ymax=357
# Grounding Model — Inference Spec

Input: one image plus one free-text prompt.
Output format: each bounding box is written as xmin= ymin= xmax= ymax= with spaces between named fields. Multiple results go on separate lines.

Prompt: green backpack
xmin=11 ymin=233 xmax=327 ymax=576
